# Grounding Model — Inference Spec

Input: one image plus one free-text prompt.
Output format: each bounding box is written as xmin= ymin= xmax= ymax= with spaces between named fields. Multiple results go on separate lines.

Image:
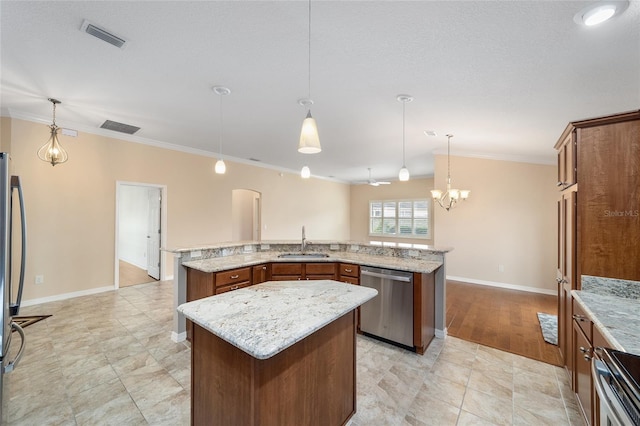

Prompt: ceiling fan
xmin=360 ymin=168 xmax=391 ymax=186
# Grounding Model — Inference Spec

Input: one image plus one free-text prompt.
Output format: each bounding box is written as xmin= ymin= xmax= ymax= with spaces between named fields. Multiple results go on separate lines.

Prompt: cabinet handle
xmin=230 ymin=274 xmax=239 ymax=279
xmin=231 ymin=285 xmax=239 ymax=290
xmin=556 ymin=181 xmax=564 ymax=187
xmin=556 ymin=278 xmax=562 ymax=283
xmin=262 ymin=266 xmax=266 ymax=270
xmin=573 ymin=314 xmax=587 ymax=322
xmin=583 ymin=354 xmax=592 ymax=361
xmin=345 ymin=268 xmax=352 ymax=273
xmin=579 ymin=346 xmax=589 ymax=354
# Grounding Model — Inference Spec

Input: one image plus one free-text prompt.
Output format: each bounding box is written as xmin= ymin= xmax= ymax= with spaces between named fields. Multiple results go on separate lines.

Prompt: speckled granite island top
xmin=177 ymin=280 xmax=377 ymax=359
xmin=572 ymin=291 xmax=640 ymax=354
xmin=182 ymin=252 xmax=443 ymax=274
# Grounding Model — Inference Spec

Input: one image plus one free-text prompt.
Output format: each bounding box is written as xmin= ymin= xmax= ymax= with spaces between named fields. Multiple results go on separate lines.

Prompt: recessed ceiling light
xmin=573 ymin=1 xmax=629 ymax=26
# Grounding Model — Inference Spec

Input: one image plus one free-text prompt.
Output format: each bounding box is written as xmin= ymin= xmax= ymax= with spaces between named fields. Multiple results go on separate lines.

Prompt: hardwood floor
xmin=446 ymin=280 xmax=562 ymax=366
xmin=119 ymin=260 xmax=158 ymax=287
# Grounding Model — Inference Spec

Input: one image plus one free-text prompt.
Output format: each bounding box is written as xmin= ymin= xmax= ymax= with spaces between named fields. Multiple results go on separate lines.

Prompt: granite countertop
xmin=572 ymin=290 xmax=640 ymax=354
xmin=177 ymin=280 xmax=377 ymax=359
xmin=182 ymin=251 xmax=443 ymax=275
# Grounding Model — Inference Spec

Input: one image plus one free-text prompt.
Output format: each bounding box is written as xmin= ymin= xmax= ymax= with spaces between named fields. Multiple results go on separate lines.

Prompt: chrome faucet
xmin=301 ymin=225 xmax=307 ymax=252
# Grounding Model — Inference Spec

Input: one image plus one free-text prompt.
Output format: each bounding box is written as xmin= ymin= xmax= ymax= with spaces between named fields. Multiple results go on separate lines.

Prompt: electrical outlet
xmin=190 ymin=250 xmax=202 ymax=258
xmin=35 ymin=275 xmax=44 ymax=285
xmin=243 ymin=245 xmax=253 ymax=253
xmin=408 ymin=250 xmax=419 ymax=257
xmin=498 ymin=264 xmax=505 ymax=273
xmin=330 ymin=244 xmax=339 ymax=250
xmin=260 ymin=244 xmax=270 ymax=250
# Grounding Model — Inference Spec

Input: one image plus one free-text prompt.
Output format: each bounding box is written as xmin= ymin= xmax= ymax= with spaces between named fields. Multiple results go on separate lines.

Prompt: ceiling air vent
xmin=80 ymin=20 xmax=127 ymax=49
xmin=100 ymin=120 xmax=140 ymax=135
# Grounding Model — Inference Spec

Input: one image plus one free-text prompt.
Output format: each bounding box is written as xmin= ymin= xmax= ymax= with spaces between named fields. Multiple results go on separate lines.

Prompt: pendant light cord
xmin=402 ymin=101 xmax=406 ymax=165
xmin=447 ymin=134 xmax=452 ymax=182
xmin=308 ymin=0 xmax=312 ymax=101
xmin=218 ymin=93 xmax=223 ymax=155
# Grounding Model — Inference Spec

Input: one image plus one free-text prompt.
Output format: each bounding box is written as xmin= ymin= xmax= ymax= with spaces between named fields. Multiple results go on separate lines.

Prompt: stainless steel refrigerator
xmin=0 ymin=153 xmax=27 ymax=421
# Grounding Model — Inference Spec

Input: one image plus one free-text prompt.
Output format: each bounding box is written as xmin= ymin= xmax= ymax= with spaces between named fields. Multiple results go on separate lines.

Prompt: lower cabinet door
xmin=573 ymin=322 xmax=592 ymax=425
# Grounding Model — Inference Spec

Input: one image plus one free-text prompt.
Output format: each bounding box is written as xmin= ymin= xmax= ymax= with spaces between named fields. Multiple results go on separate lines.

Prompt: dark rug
xmin=537 ymin=312 xmax=558 ymax=346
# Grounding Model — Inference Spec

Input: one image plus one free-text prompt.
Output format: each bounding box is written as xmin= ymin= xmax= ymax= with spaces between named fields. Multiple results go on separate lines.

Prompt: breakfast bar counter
xmin=177 ymin=280 xmax=377 ymax=425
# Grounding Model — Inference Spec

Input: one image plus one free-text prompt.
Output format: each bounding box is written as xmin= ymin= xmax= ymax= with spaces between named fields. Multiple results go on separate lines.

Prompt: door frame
xmin=114 ymin=181 xmax=168 ymax=289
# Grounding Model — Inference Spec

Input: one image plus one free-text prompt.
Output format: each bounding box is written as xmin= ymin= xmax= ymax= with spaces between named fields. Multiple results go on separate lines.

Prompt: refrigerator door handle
xmin=9 ymin=176 xmax=26 ymax=316
xmin=3 ymin=322 xmax=25 ymax=374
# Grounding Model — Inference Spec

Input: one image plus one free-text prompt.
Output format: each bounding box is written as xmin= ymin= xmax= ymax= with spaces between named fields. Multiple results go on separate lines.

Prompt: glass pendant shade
xmin=214 ymin=159 xmax=226 ymax=174
xmin=398 ymin=166 xmax=410 ymax=181
xmin=37 ymin=125 xmax=69 ymax=166
xmin=298 ymin=111 xmax=321 ymax=154
xmin=301 ymin=166 xmax=311 ymax=178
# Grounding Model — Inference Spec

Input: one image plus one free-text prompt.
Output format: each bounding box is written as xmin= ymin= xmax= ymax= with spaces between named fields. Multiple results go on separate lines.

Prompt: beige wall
xmin=433 ymin=155 xmax=557 ymax=293
xmin=350 ymin=178 xmax=435 ymax=245
xmin=1 ymin=117 xmax=12 ymax=153
xmin=8 ymin=118 xmax=350 ymax=302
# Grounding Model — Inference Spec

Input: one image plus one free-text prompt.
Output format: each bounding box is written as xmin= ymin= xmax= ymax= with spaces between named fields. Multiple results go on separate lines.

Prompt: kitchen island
xmin=178 ymin=280 xmax=377 ymax=425
xmin=169 ymin=241 xmax=451 ymax=348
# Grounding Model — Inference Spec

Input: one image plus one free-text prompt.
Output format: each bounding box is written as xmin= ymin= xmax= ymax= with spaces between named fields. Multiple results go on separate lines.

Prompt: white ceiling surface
xmin=1 ymin=1 xmax=639 ymax=183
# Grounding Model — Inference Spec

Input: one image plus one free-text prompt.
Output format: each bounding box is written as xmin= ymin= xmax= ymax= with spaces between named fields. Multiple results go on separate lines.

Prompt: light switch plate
xmin=408 ymin=250 xmax=419 ymax=257
xmin=350 ymin=244 xmax=359 ymax=251
xmin=260 ymin=244 xmax=270 ymax=250
xmin=243 ymin=245 xmax=253 ymax=253
xmin=190 ymin=250 xmax=202 ymax=258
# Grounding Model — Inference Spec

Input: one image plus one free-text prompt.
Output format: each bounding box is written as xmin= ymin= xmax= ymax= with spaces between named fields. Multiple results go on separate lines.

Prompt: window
xmin=369 ymin=199 xmax=430 ymax=239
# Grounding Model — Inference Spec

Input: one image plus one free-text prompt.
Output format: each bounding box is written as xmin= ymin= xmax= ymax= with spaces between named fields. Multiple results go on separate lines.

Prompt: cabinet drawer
xmin=572 ymin=299 xmax=592 ymax=342
xmin=339 ymin=263 xmax=359 ymax=278
xmin=215 ymin=281 xmax=251 ymax=294
xmin=216 ymin=267 xmax=251 ymax=287
xmin=270 ymin=275 xmax=301 ymax=281
xmin=271 ymin=263 xmax=303 ymax=276
xmin=305 ymin=263 xmax=336 ymax=275
xmin=339 ymin=276 xmax=359 ymax=285
xmin=306 ymin=274 xmax=336 ymax=281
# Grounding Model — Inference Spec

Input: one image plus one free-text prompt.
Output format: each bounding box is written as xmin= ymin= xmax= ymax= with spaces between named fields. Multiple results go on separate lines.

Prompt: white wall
xmin=118 ymin=185 xmax=151 ymax=269
xmin=232 ymin=189 xmax=258 ymax=241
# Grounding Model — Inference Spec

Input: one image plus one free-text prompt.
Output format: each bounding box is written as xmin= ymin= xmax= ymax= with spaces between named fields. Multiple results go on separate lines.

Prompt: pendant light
xmin=397 ymin=94 xmax=413 ymax=181
xmin=431 ymin=134 xmax=470 ymax=211
xmin=300 ymin=165 xmax=311 ymax=179
xmin=212 ymin=86 xmax=231 ymax=174
xmin=298 ymin=0 xmax=321 ymax=154
xmin=37 ymin=98 xmax=69 ymax=166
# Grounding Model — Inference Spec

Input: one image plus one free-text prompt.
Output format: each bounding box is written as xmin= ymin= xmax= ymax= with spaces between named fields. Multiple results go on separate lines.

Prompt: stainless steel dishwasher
xmin=360 ymin=266 xmax=414 ymax=348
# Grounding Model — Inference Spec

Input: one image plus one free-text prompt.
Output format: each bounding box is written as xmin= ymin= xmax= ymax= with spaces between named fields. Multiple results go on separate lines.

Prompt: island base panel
xmin=192 ymin=312 xmax=356 ymax=426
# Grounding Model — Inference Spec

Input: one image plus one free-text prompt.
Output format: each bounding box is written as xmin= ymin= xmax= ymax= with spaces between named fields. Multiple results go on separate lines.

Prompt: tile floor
xmin=3 ymin=281 xmax=585 ymax=425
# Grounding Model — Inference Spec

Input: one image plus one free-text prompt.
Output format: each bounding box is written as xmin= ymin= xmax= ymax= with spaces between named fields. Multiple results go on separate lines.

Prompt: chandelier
xmin=37 ymin=98 xmax=69 ymax=166
xmin=430 ymin=134 xmax=470 ymax=210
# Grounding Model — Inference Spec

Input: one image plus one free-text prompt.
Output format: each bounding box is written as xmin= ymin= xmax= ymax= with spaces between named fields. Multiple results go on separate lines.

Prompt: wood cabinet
xmin=215 ymin=267 xmax=251 ymax=294
xmin=555 ymin=129 xmax=577 ymax=190
xmin=557 ymin=187 xmax=577 ymax=378
xmin=270 ymin=262 xmax=337 ymax=281
xmin=571 ymin=299 xmax=613 ymax=426
xmin=338 ymin=263 xmax=360 ymax=285
xmin=252 ymin=264 xmax=269 ymax=285
xmin=270 ymin=263 xmax=303 ymax=280
xmin=413 ymin=271 xmax=436 ymax=355
xmin=186 ymin=268 xmax=215 ymax=341
xmin=555 ymin=110 xmax=639 ymax=395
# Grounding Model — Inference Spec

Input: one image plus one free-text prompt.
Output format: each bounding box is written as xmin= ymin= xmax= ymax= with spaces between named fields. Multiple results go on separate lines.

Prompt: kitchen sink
xmin=277 ymin=253 xmax=330 ymax=259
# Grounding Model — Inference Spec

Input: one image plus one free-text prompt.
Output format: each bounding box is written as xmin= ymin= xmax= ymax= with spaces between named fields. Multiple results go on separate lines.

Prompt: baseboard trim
xmin=447 ymin=276 xmax=556 ymax=296
xmin=171 ymin=331 xmax=186 ymax=343
xmin=22 ymin=286 xmax=114 ymax=307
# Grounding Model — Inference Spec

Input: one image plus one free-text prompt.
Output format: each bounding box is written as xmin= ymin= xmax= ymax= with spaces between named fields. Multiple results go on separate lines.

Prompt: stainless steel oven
xmin=592 ymin=347 xmax=640 ymax=426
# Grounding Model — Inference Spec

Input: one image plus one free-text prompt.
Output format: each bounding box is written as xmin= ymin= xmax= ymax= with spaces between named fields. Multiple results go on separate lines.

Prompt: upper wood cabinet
xmin=576 ymin=115 xmax=640 ymax=281
xmin=554 ymin=129 xmax=577 ymax=190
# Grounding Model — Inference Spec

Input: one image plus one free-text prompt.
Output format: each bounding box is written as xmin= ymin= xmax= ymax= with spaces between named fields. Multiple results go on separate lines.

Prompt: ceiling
xmin=1 ymin=1 xmax=639 ymax=183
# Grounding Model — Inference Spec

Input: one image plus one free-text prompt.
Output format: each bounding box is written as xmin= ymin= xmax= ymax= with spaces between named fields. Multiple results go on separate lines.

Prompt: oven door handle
xmin=592 ymin=358 xmax=625 ymax=426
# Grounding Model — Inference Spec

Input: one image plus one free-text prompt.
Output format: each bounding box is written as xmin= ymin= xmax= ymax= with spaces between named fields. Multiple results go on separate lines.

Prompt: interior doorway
xmin=115 ymin=182 xmax=167 ymax=288
xmin=231 ymin=189 xmax=261 ymax=241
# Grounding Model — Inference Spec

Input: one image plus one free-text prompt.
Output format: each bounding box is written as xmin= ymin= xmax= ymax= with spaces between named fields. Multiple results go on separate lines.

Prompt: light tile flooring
xmin=4 ymin=281 xmax=585 ymax=425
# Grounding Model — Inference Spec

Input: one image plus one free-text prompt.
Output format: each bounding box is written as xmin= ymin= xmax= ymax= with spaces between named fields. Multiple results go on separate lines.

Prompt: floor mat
xmin=13 ymin=315 xmax=51 ymax=329
xmin=537 ymin=312 xmax=558 ymax=346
